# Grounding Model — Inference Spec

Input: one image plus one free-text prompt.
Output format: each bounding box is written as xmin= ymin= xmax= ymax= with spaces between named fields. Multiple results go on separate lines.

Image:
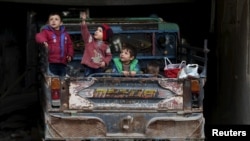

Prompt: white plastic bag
xmin=178 ymin=64 xmax=200 ymax=79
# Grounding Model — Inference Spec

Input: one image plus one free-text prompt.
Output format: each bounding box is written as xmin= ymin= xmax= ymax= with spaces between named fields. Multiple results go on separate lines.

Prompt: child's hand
xmin=66 ymin=56 xmax=72 ymax=62
xmin=122 ymin=71 xmax=136 ymax=77
xmin=122 ymin=71 xmax=130 ymax=77
xmin=80 ymin=11 xmax=87 ymax=24
xmin=43 ymin=42 xmax=48 ymax=48
xmin=100 ymin=61 xmax=105 ymax=68
xmin=43 ymin=42 xmax=49 ymax=47
xmin=130 ymin=71 xmax=136 ymax=77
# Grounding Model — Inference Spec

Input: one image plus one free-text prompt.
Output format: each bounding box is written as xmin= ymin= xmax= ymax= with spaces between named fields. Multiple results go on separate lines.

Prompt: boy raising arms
xmin=80 ymin=11 xmax=113 ymax=76
xmin=112 ymin=45 xmax=141 ymax=77
xmin=35 ymin=12 xmax=74 ymax=76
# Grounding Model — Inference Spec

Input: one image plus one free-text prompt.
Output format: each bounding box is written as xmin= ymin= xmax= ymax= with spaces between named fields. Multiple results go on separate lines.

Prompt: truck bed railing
xmin=178 ymin=39 xmax=209 ymax=78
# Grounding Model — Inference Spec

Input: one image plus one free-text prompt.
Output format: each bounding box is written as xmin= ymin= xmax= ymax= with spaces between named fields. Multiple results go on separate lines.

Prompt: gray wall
xmin=212 ymin=0 xmax=250 ymax=124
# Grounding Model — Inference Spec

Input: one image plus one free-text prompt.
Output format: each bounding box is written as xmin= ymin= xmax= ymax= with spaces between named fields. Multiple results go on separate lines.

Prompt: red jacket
xmin=80 ymin=24 xmax=112 ymax=69
xmin=35 ymin=25 xmax=74 ymax=65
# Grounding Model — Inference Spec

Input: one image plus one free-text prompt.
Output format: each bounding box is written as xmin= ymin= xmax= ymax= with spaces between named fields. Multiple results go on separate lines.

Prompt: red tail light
xmin=51 ymin=89 xmax=60 ymax=100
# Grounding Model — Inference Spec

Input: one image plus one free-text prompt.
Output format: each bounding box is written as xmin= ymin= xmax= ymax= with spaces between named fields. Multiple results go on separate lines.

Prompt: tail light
xmin=51 ymin=89 xmax=60 ymax=100
xmin=51 ymin=77 xmax=61 ymax=107
xmin=191 ymin=79 xmax=200 ymax=108
xmin=191 ymin=79 xmax=200 ymax=93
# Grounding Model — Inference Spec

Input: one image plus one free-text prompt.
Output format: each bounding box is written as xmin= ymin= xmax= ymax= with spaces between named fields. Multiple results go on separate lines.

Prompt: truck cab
xmin=38 ymin=10 xmax=208 ymax=141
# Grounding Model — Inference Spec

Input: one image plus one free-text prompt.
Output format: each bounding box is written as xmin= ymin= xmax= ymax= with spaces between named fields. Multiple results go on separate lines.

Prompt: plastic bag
xmin=164 ymin=57 xmax=186 ymax=78
xmin=178 ymin=64 xmax=200 ymax=79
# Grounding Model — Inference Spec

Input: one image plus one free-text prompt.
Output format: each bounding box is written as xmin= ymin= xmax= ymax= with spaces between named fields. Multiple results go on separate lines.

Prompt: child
xmin=112 ymin=44 xmax=141 ymax=77
xmin=35 ymin=12 xmax=74 ymax=76
xmin=80 ymin=11 xmax=113 ymax=76
xmin=146 ymin=61 xmax=160 ymax=77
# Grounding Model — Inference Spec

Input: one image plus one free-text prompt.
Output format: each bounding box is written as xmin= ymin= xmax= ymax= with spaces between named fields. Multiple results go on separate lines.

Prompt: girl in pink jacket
xmin=80 ymin=11 xmax=113 ymax=76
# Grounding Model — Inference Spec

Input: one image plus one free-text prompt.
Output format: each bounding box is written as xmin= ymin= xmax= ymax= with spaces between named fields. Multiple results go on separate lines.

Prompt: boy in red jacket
xmin=35 ymin=12 xmax=74 ymax=76
xmin=80 ymin=11 xmax=113 ymax=76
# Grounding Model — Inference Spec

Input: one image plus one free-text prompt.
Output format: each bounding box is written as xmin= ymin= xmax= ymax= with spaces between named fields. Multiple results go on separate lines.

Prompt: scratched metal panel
xmin=68 ymin=77 xmax=184 ymax=111
xmin=47 ymin=116 xmax=106 ymax=138
xmin=44 ymin=112 xmax=204 ymax=140
xmin=146 ymin=115 xmax=204 ymax=138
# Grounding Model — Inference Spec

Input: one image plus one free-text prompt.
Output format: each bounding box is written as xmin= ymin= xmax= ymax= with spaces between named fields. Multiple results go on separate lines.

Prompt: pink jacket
xmin=35 ymin=25 xmax=74 ymax=65
xmin=81 ymin=24 xmax=112 ymax=69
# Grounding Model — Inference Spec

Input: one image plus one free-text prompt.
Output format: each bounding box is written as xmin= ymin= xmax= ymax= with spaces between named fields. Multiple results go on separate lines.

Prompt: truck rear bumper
xmin=43 ymin=112 xmax=205 ymax=141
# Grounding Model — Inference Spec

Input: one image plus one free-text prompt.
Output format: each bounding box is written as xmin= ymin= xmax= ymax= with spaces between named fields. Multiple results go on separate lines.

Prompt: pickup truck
xmin=38 ymin=14 xmax=208 ymax=141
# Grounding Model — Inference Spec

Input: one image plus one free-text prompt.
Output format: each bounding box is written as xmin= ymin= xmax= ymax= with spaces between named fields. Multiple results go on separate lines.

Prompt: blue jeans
xmin=83 ymin=65 xmax=103 ymax=77
xmin=49 ymin=63 xmax=67 ymax=76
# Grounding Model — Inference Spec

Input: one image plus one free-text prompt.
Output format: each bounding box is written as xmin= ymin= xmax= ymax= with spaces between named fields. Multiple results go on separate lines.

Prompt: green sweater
xmin=112 ymin=57 xmax=140 ymax=73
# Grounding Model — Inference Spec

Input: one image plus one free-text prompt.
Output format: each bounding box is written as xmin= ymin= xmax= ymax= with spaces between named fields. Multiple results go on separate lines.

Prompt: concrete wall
xmin=212 ymin=0 xmax=250 ymax=124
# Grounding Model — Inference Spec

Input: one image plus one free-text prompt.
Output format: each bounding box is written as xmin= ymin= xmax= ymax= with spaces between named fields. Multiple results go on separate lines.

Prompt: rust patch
xmin=119 ymin=115 xmax=147 ymax=133
xmin=158 ymin=79 xmax=183 ymax=95
xmin=48 ymin=116 xmax=106 ymax=138
xmin=146 ymin=120 xmax=203 ymax=138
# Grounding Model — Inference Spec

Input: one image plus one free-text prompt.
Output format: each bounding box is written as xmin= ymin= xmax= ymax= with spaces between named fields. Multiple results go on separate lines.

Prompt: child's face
xmin=120 ymin=49 xmax=134 ymax=63
xmin=147 ymin=66 xmax=159 ymax=75
xmin=48 ymin=15 xmax=62 ymax=30
xmin=94 ymin=27 xmax=103 ymax=40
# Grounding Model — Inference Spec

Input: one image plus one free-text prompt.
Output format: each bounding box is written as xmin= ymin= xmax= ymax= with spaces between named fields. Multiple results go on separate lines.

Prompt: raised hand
xmin=80 ymin=11 xmax=87 ymax=24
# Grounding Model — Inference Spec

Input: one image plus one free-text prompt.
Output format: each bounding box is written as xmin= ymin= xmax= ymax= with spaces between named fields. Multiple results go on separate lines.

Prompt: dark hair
xmin=147 ymin=61 xmax=159 ymax=68
xmin=147 ymin=61 xmax=160 ymax=74
xmin=48 ymin=12 xmax=63 ymax=21
xmin=122 ymin=44 xmax=137 ymax=59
